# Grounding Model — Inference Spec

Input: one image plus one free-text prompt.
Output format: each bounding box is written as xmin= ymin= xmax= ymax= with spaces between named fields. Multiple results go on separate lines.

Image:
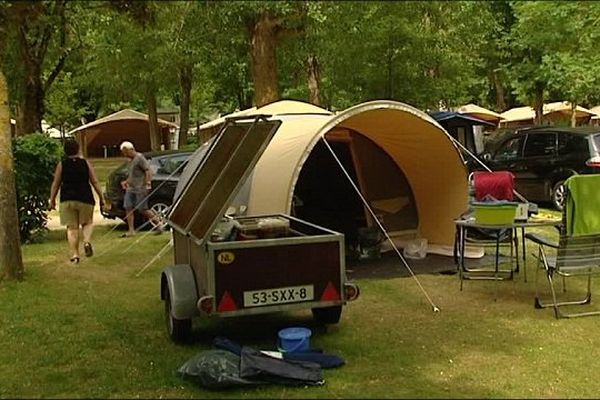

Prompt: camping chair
xmin=457 ymin=171 xmax=520 ymax=280
xmin=526 ymin=174 xmax=600 ymax=319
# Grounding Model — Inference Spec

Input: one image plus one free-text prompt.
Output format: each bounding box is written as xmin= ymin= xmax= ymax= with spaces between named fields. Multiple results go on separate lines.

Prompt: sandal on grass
xmin=120 ymin=233 xmax=135 ymax=238
xmin=70 ymin=256 xmax=80 ymax=264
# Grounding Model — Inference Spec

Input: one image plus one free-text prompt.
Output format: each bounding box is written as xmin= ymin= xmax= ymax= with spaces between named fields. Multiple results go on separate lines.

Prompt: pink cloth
xmin=473 ymin=171 xmax=515 ymax=201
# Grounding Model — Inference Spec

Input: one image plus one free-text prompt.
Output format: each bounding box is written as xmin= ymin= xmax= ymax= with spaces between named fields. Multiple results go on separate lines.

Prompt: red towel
xmin=473 ymin=171 xmax=515 ymax=201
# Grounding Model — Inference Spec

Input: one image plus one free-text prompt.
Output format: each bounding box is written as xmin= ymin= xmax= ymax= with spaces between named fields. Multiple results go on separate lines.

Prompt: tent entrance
xmin=292 ymin=128 xmax=418 ymax=250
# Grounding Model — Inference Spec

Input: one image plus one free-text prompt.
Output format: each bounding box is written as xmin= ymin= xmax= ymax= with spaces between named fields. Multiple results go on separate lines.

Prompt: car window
xmin=494 ymin=136 xmax=524 ymax=161
xmin=523 ymin=133 xmax=556 ymax=157
xmin=592 ymin=134 xmax=600 ymax=153
xmin=156 ymin=154 xmax=190 ymax=175
xmin=558 ymin=133 xmax=589 ymax=155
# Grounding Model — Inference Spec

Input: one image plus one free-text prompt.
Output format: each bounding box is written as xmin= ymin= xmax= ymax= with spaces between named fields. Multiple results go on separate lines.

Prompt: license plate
xmin=243 ymin=285 xmax=314 ymax=308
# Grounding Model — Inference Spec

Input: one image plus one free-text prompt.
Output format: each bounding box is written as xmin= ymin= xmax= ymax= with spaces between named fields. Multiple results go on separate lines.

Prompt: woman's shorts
xmin=60 ymin=201 xmax=94 ymax=227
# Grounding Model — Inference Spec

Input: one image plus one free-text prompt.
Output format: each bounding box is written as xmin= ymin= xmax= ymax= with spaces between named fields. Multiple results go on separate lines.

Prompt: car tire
xmin=164 ymin=287 xmax=192 ymax=343
xmin=312 ymin=305 xmax=342 ymax=325
xmin=551 ymin=180 xmax=567 ymax=211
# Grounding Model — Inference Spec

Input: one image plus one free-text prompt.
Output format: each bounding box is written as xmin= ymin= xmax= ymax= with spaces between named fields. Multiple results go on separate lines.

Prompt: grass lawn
xmin=4 ymin=158 xmax=600 ymax=398
xmin=3 ymin=217 xmax=600 ymax=398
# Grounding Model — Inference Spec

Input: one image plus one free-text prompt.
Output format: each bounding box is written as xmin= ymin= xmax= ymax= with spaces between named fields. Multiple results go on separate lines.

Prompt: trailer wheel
xmin=312 ymin=306 xmax=342 ymax=325
xmin=164 ymin=287 xmax=192 ymax=343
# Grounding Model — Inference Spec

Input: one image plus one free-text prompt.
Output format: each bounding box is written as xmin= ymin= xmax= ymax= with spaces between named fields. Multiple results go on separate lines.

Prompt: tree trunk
xmin=250 ymin=12 xmax=280 ymax=107
xmin=492 ymin=69 xmax=507 ymax=111
xmin=570 ymin=102 xmax=577 ymax=127
xmin=0 ymin=69 xmax=24 ymax=282
xmin=307 ymin=55 xmax=321 ymax=106
xmin=178 ymin=64 xmax=192 ymax=148
xmin=146 ymin=88 xmax=161 ymax=151
xmin=533 ymin=83 xmax=544 ymax=125
xmin=20 ymin=64 xmax=44 ymax=135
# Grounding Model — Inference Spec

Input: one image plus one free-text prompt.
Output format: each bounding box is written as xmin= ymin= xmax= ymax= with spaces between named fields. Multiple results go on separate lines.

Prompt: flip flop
xmin=120 ymin=233 xmax=135 ymax=238
xmin=70 ymin=256 xmax=80 ymax=264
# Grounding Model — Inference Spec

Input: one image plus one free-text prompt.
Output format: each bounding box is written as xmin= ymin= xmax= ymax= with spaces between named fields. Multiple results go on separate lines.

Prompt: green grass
xmin=89 ymin=157 xmax=127 ymax=188
xmin=4 ymin=211 xmax=600 ymax=398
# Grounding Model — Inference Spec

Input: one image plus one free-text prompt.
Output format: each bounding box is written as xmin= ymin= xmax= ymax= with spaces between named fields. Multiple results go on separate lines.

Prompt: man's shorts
xmin=124 ymin=191 xmax=149 ymax=211
xmin=60 ymin=201 xmax=94 ymax=228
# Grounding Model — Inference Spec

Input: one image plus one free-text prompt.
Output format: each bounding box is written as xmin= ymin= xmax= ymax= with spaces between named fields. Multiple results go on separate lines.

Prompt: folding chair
xmin=458 ymin=171 xmax=520 ymax=280
xmin=526 ymin=174 xmax=600 ymax=318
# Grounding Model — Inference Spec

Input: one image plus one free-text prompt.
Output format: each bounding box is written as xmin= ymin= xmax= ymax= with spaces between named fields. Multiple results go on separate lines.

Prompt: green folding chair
xmin=526 ymin=174 xmax=600 ymax=319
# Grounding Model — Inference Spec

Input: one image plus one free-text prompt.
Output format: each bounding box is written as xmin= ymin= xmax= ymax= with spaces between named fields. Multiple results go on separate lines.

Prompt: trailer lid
xmin=168 ymin=116 xmax=282 ymax=243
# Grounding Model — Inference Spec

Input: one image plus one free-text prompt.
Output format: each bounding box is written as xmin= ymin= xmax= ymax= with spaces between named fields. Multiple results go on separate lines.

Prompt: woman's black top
xmin=60 ymin=157 xmax=94 ymax=205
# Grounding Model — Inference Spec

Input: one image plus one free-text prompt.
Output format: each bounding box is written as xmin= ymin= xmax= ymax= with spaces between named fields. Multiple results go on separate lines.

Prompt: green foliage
xmin=508 ymin=1 xmax=600 ymax=109
xmin=12 ymin=133 xmax=62 ymax=243
xmin=6 ymin=0 xmax=600 ymax=133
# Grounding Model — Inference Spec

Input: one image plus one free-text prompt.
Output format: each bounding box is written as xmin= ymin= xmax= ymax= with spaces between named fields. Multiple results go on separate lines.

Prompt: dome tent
xmin=177 ymin=100 xmax=468 ymax=250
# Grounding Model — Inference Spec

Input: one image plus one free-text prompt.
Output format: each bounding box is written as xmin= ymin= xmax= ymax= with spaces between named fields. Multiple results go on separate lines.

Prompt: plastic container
xmin=472 ymin=202 xmax=518 ymax=225
xmin=277 ymin=327 xmax=311 ymax=353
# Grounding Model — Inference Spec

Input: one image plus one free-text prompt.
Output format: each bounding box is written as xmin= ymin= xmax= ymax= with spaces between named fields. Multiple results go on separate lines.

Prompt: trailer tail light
xmin=217 ymin=291 xmax=238 ymax=313
xmin=344 ymin=282 xmax=360 ymax=301
xmin=198 ymin=296 xmax=214 ymax=314
xmin=321 ymin=282 xmax=341 ymax=301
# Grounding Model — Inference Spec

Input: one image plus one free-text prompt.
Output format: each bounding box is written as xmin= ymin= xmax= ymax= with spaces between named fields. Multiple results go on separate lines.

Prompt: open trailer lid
xmin=168 ymin=116 xmax=282 ymax=242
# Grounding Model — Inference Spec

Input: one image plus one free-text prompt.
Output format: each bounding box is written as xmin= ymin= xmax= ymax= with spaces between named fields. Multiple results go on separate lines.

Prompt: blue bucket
xmin=277 ymin=327 xmax=312 ymax=353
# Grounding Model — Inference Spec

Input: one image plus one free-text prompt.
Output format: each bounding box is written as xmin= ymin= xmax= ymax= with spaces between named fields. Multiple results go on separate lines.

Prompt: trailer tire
xmin=164 ymin=287 xmax=192 ymax=343
xmin=312 ymin=306 xmax=342 ymax=325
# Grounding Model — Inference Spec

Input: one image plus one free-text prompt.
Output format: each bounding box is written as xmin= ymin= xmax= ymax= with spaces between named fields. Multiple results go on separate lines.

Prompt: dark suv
xmin=481 ymin=126 xmax=600 ymax=209
xmin=102 ymin=150 xmax=193 ymax=223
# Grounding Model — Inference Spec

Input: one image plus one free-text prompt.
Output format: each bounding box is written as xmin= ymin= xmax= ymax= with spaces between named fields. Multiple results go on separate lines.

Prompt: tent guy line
xmin=320 ymin=136 xmax=441 ymax=313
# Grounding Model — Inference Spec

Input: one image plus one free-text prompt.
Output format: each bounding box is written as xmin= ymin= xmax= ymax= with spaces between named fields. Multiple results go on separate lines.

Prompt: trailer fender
xmin=160 ymin=264 xmax=199 ymax=320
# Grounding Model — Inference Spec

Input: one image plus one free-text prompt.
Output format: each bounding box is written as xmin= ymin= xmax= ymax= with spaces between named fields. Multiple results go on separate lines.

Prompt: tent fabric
xmin=500 ymin=102 xmax=595 ymax=123
xmin=500 ymin=106 xmax=535 ymax=123
xmin=457 ymin=103 xmax=504 ymax=123
xmin=429 ymin=111 xmax=495 ymax=127
xmin=179 ymin=99 xmax=468 ymax=247
xmin=199 ymin=100 xmax=332 ymax=131
xmin=246 ymin=100 xmax=468 ymax=246
xmin=69 ymin=109 xmax=178 ymax=134
xmin=67 ymin=109 xmax=177 ymax=157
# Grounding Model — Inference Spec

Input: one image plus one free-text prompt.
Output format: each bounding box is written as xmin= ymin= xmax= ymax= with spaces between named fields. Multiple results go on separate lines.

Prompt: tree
xmin=217 ymin=1 xmax=309 ymax=107
xmin=84 ymin=1 xmax=172 ymax=150
xmin=0 ymin=3 xmax=24 ymax=281
xmin=158 ymin=1 xmax=215 ymax=147
xmin=507 ymin=2 xmax=600 ymax=126
xmin=0 ymin=67 xmax=24 ymax=282
xmin=3 ymin=0 xmax=74 ymax=135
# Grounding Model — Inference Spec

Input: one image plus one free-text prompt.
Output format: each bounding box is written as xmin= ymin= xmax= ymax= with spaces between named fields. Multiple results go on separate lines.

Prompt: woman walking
xmin=49 ymin=139 xmax=104 ymax=263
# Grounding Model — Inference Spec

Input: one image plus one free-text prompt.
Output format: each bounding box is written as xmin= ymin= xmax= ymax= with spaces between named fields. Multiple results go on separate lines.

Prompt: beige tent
xmin=69 ymin=109 xmax=178 ymax=157
xmin=457 ymin=103 xmax=504 ymax=124
xmin=590 ymin=106 xmax=600 ymax=126
xmin=499 ymin=102 xmax=595 ymax=128
xmin=197 ymin=100 xmax=332 ymax=142
xmin=179 ymin=100 xmax=469 ymax=250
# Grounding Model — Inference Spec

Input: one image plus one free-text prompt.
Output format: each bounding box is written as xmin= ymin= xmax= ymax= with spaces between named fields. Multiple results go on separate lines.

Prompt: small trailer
xmin=161 ymin=116 xmax=360 ymax=342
